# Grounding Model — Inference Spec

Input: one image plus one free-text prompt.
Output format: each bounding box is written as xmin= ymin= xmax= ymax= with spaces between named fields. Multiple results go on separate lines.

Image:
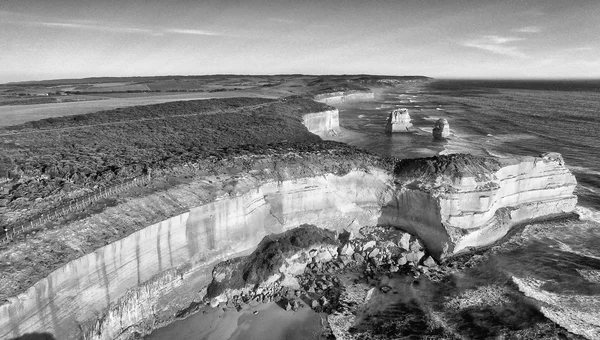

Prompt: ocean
xmin=334 ymin=79 xmax=600 ymax=338
xmin=148 ymin=80 xmax=600 ymax=339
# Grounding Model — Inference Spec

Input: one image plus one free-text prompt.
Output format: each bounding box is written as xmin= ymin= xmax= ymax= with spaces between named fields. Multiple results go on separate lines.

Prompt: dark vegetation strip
xmin=0 ymin=97 xmax=332 ymax=228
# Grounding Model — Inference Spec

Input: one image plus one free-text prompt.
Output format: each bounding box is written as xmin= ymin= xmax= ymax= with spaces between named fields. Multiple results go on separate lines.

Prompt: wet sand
xmin=146 ymin=302 xmax=325 ymax=340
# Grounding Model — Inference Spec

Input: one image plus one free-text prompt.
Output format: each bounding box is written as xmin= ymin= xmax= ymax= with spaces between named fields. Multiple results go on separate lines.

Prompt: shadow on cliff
xmin=11 ymin=333 xmax=56 ymax=340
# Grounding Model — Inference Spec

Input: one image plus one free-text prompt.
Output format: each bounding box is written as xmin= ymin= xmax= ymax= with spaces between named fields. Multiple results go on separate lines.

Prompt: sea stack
xmin=433 ymin=118 xmax=450 ymax=139
xmin=385 ymin=108 xmax=412 ymax=133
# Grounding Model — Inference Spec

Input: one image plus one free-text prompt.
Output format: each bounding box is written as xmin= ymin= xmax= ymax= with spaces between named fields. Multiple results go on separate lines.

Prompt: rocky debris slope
xmin=383 ymin=152 xmax=577 ymax=257
xmin=199 ymin=224 xmax=583 ymax=340
xmin=200 ymin=225 xmax=440 ymax=319
xmin=385 ymin=108 xmax=413 ymax=133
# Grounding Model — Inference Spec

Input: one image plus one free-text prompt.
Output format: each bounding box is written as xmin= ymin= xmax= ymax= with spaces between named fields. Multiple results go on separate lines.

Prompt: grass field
xmin=0 ymin=91 xmax=282 ymax=127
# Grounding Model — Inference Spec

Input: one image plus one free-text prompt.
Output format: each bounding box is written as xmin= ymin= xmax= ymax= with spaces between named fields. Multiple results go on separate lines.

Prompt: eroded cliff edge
xmin=0 ymin=149 xmax=577 ymax=340
xmin=385 ymin=152 xmax=578 ymax=257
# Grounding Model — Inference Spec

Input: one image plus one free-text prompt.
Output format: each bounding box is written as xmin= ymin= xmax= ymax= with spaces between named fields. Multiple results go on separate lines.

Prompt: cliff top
xmin=393 ymin=154 xmax=502 ymax=180
xmin=0 ymin=96 xmax=332 ymax=229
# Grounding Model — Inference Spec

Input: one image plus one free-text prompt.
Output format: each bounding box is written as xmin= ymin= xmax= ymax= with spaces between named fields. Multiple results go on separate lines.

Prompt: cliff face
xmin=0 ymin=169 xmax=395 ymax=340
xmin=0 ymin=152 xmax=578 ymax=339
xmin=380 ymin=153 xmax=577 ymax=257
xmin=314 ymin=91 xmax=375 ymax=104
xmin=301 ymin=109 xmax=340 ymax=136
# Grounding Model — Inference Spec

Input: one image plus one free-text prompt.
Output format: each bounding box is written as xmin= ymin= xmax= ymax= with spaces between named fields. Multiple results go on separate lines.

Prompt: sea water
xmin=148 ymin=80 xmax=600 ymax=339
xmin=334 ymin=80 xmax=600 ymax=338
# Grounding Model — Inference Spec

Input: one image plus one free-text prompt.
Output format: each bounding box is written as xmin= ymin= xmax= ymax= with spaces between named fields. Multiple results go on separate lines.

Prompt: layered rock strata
xmin=314 ymin=91 xmax=375 ymax=105
xmin=0 ymin=167 xmax=396 ymax=340
xmin=433 ymin=118 xmax=450 ymax=139
xmin=0 ymin=152 xmax=578 ymax=339
xmin=385 ymin=108 xmax=413 ymax=133
xmin=381 ymin=152 xmax=577 ymax=257
xmin=301 ymin=109 xmax=340 ymax=136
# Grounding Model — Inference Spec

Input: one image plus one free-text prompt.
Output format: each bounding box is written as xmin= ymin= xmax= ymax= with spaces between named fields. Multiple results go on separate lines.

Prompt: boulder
xmin=385 ymin=108 xmax=413 ymax=133
xmin=353 ymin=253 xmax=365 ymax=263
xmin=406 ymin=251 xmax=425 ymax=263
xmin=362 ymin=240 xmax=376 ymax=251
xmin=368 ymin=248 xmax=380 ymax=258
xmin=340 ymin=243 xmax=355 ymax=256
xmin=433 ymin=118 xmax=450 ymax=139
xmin=311 ymin=299 xmax=320 ymax=309
xmin=398 ymin=233 xmax=411 ymax=251
xmin=423 ymin=256 xmax=437 ymax=268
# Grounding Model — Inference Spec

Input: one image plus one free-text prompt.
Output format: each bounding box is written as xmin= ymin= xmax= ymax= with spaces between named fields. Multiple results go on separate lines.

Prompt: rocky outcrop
xmin=385 ymin=108 xmax=413 ymax=133
xmin=204 ymin=225 xmax=432 ymax=318
xmin=314 ymin=91 xmax=375 ymax=105
xmin=380 ymin=152 xmax=577 ymax=257
xmin=433 ymin=118 xmax=450 ymax=139
xmin=301 ymin=109 xmax=340 ymax=136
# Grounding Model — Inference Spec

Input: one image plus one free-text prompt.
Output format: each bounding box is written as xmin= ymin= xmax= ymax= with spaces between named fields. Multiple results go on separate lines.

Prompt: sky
xmin=1 ymin=0 xmax=599 ymax=83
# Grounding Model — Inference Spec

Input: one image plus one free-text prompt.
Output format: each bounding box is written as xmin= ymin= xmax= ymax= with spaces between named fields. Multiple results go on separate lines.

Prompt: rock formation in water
xmin=385 ymin=108 xmax=413 ymax=133
xmin=432 ymin=118 xmax=450 ymax=139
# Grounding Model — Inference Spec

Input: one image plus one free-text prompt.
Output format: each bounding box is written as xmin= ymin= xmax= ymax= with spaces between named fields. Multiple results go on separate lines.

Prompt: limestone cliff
xmin=381 ymin=152 xmax=577 ymax=257
xmin=0 ymin=150 xmax=578 ymax=340
xmin=301 ymin=109 xmax=340 ymax=136
xmin=313 ymin=90 xmax=375 ymax=104
xmin=0 ymin=126 xmax=583 ymax=340
xmin=0 ymin=165 xmax=396 ymax=340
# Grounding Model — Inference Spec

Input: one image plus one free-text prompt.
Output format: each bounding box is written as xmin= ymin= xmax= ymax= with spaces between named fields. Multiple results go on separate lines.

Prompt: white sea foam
xmin=576 ymin=206 xmax=600 ymax=224
xmin=568 ymin=166 xmax=600 ymax=177
xmin=576 ymin=269 xmax=600 ymax=283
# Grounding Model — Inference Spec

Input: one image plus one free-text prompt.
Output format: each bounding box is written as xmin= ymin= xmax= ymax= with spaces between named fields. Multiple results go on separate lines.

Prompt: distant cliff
xmin=313 ymin=90 xmax=375 ymax=104
xmin=301 ymin=109 xmax=340 ymax=136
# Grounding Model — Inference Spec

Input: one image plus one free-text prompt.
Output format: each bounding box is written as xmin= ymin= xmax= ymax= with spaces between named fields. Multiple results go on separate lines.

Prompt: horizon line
xmin=3 ymin=74 xmax=600 ymax=86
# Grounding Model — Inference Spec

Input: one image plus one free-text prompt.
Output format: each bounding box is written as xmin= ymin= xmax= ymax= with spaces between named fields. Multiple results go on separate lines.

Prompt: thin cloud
xmin=165 ymin=28 xmax=224 ymax=36
xmin=29 ymin=21 xmax=154 ymax=34
xmin=462 ymin=35 xmax=528 ymax=58
xmin=8 ymin=19 xmax=225 ymax=36
xmin=514 ymin=26 xmax=543 ymax=33
xmin=571 ymin=46 xmax=595 ymax=51
xmin=482 ymin=35 xmax=524 ymax=44
xmin=268 ymin=18 xmax=299 ymax=24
